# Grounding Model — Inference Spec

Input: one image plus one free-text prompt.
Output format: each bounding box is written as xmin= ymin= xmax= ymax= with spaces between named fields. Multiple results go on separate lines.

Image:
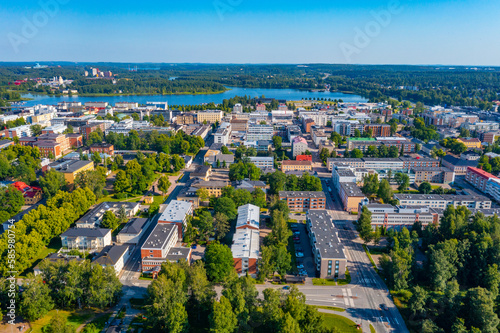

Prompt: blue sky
xmin=0 ymin=0 xmax=498 ymax=65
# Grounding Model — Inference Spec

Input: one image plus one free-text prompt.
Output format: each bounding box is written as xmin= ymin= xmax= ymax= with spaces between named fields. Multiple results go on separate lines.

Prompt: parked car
xmin=297 ymin=264 xmax=304 ymax=269
xmin=293 ymin=237 xmax=300 ymax=241
xmin=295 ymin=247 xmax=303 ymax=252
xmin=296 ymin=252 xmax=304 ymax=258
xmin=381 ymin=304 xmax=388 ymax=311
xmin=283 ymin=285 xmax=290 ymax=290
xmin=293 ymin=231 xmax=300 ymax=235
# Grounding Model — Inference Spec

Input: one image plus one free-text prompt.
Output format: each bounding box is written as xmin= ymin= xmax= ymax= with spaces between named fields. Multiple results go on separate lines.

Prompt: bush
xmin=114 ymin=192 xmax=127 ymax=199
xmin=102 ymin=189 xmax=109 ymax=196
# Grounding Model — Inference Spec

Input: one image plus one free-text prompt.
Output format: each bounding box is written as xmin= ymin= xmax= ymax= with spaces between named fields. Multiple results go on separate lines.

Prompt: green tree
xmin=214 ymin=212 xmax=230 ymax=241
xmin=273 ymin=136 xmax=282 ymax=150
xmin=273 ymin=245 xmax=291 ymax=277
xmin=361 ymin=174 xmax=379 ymax=197
xmin=356 ymin=206 xmax=373 ymax=243
xmin=214 ymin=197 xmax=237 ymax=220
xmin=280 ymin=312 xmax=301 ymax=333
xmin=204 ymin=242 xmax=235 ymax=283
xmin=44 ymin=312 xmax=75 ymax=333
xmin=196 ymin=188 xmax=210 ymax=201
xmin=210 ymin=296 xmax=237 ymax=333
xmin=419 ymin=182 xmax=432 ymax=194
xmin=377 ymin=179 xmax=393 ymax=203
xmin=19 ymin=274 xmax=54 ymax=321
xmin=158 ymin=176 xmax=171 ymax=195
xmin=251 ymin=188 xmax=267 ymax=208
xmin=408 ymin=286 xmax=428 ymax=318
xmin=464 ymin=287 xmax=499 ymax=333
xmin=91 ymin=152 xmax=101 ymax=165
xmin=394 ymin=173 xmax=410 ymax=192
xmin=75 ymin=169 xmax=106 ymax=199
xmin=101 ymin=210 xmax=119 ymax=229
xmin=113 ymin=170 xmax=130 ymax=193
xmin=39 ymin=169 xmax=66 ymax=198
xmin=350 ymin=148 xmax=363 ymax=158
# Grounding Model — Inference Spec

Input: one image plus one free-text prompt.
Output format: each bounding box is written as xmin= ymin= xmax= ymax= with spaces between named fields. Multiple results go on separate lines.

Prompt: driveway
xmin=290 ymin=223 xmax=316 ymax=278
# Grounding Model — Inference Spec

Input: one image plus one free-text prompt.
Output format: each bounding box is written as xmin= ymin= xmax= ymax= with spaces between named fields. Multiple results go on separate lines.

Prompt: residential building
xmin=306 ymin=210 xmax=347 ymax=279
xmin=230 ymin=118 xmax=248 ymax=132
xmin=8 ymin=125 xmax=32 ymax=138
xmin=339 ymin=182 xmax=366 ymax=213
xmin=486 ymin=178 xmax=500 ymax=203
xmin=399 ymin=157 xmax=440 ymax=169
xmin=204 ymin=153 xmax=235 ymax=168
xmin=319 ymin=140 xmax=336 ymax=155
xmin=466 ymin=167 xmax=498 ymax=193
xmin=359 ymin=203 xmax=439 ymax=230
xmin=327 ymin=158 xmax=364 ymax=171
xmin=413 ymin=167 xmax=455 ymax=184
xmin=176 ymin=113 xmax=197 ymax=125
xmin=76 ymin=202 xmax=140 ymax=228
xmin=234 ymin=180 xmax=269 ymax=194
xmin=332 ymin=167 xmax=357 ymax=190
xmin=56 ymin=160 xmax=94 ymax=184
xmin=233 ymin=103 xmax=243 ymax=113
xmin=0 ymin=140 xmax=14 ymax=150
xmin=192 ymin=180 xmax=229 ymax=197
xmin=292 ymin=136 xmax=308 ymax=158
xmin=191 ymin=165 xmax=212 ymax=181
xmin=362 ymin=158 xmax=403 ymax=170
xmin=80 ymin=122 xmax=106 ymax=140
xmin=42 ymin=124 xmax=67 ymax=134
xmin=394 ymin=194 xmax=491 ymax=209
xmin=441 ymin=155 xmax=479 ymax=175
xmin=232 ymin=204 xmax=260 ymax=277
xmin=482 ymin=131 xmax=500 ymax=145
xmin=249 ymin=156 xmax=274 ymax=169
xmin=61 ymin=228 xmax=112 ymax=250
xmin=278 ymin=191 xmax=326 ymax=212
xmin=256 ymin=140 xmax=272 ymax=152
xmin=311 ymin=129 xmax=328 ymax=147
xmin=196 ymin=110 xmax=223 ymax=124
xmin=140 ymin=223 xmax=192 ymax=275
xmin=246 ymin=124 xmax=273 ymax=141
xmin=303 ymin=118 xmax=315 ymax=133
xmin=457 ymin=137 xmax=481 ymax=149
xmin=158 ymin=200 xmax=194 ymax=238
xmin=364 ymin=124 xmax=391 ymax=137
xmin=11 ymin=181 xmax=43 ymax=205
xmin=93 ymin=244 xmax=131 ymax=275
xmin=117 ymin=217 xmax=148 ymax=244
xmin=281 ymin=160 xmax=312 ymax=173
xmin=90 ymin=143 xmax=114 ymax=155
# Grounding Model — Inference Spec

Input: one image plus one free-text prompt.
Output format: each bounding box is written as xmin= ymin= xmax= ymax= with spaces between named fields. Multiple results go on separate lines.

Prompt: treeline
xmin=145 ymin=260 xmax=329 ymax=333
xmin=104 ymin=130 xmax=204 ymax=155
xmin=0 ymin=144 xmax=41 ymax=184
xmin=378 ymin=206 xmax=500 ymax=332
xmin=263 ymin=171 xmax=323 ymax=195
xmin=0 ymin=260 xmax=122 ymax=322
xmin=0 ymin=187 xmax=96 ymax=275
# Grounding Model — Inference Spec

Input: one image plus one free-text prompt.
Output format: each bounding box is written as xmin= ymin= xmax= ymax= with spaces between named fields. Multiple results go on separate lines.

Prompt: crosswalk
xmin=340 ymin=288 xmax=355 ymax=307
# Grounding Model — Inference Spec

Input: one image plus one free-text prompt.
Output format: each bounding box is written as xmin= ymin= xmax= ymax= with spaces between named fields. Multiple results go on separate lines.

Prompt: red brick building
xmin=90 ymin=143 xmax=114 ymax=155
xmin=80 ymin=122 xmax=106 ymax=140
xmin=364 ymin=124 xmax=391 ymax=137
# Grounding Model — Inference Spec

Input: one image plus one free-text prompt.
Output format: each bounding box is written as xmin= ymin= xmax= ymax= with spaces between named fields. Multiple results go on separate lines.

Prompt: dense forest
xmin=0 ymin=63 xmax=499 ymax=109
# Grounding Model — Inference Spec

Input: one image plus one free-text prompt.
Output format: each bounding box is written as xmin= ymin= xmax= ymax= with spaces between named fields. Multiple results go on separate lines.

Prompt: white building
xmin=8 ymin=125 xmax=32 ymax=138
xmin=233 ymin=103 xmax=243 ymax=113
xmin=93 ymin=244 xmax=131 ymax=275
xmin=292 ymin=136 xmax=308 ymax=158
xmin=60 ymin=228 xmax=112 ymax=251
xmin=249 ymin=156 xmax=274 ymax=169
xmin=214 ymin=122 xmax=232 ymax=145
xmin=246 ymin=124 xmax=273 ymax=141
xmin=117 ymin=218 xmax=148 ymax=244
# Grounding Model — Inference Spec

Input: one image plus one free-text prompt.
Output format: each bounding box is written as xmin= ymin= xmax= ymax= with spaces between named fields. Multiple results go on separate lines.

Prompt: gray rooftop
xmin=339 ymin=182 xmax=365 ymax=197
xmin=394 ymin=193 xmax=490 ymax=202
xmin=61 ymin=228 xmax=111 ymax=238
xmin=93 ymin=245 xmax=130 ymax=266
xmin=142 ymin=223 xmax=177 ymax=250
xmin=118 ymin=217 xmax=148 ymax=235
xmin=158 ymin=200 xmax=193 ymax=223
xmin=307 ymin=210 xmax=346 ymax=260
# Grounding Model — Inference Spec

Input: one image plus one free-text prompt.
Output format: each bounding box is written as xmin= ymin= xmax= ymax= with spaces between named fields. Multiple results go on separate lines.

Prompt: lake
xmin=21 ymin=87 xmax=367 ymax=107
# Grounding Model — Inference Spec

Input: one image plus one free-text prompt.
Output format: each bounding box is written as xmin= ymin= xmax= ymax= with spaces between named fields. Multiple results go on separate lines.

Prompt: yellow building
xmin=281 ymin=160 xmax=313 ymax=172
xmin=192 ymin=181 xmax=228 ymax=198
xmin=196 ymin=110 xmax=223 ymax=124
xmin=339 ymin=182 xmax=366 ymax=213
xmin=457 ymin=137 xmax=481 ymax=149
xmin=60 ymin=160 xmax=95 ymax=184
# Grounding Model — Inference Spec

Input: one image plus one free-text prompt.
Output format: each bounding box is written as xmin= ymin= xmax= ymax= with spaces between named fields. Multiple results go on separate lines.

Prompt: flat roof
xmin=279 ymin=191 xmax=326 ymax=198
xmin=339 ymin=182 xmax=365 ymax=197
xmin=158 ymin=200 xmax=193 ymax=223
xmin=231 ymin=229 xmax=260 ymax=259
xmin=394 ymin=193 xmax=491 ymax=202
xmin=236 ymin=204 xmax=260 ymax=229
xmin=61 ymin=228 xmax=111 ymax=238
xmin=142 ymin=223 xmax=177 ymax=250
xmin=307 ymin=210 xmax=346 ymax=260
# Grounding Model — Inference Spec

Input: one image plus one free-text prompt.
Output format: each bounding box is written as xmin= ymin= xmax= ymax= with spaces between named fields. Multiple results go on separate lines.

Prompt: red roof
xmin=467 ymin=167 xmax=498 ymax=180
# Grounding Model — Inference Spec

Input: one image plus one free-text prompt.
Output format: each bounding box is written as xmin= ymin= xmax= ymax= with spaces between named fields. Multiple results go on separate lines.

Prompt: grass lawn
xmin=21 ymin=238 xmax=61 ymax=277
xmin=30 ymin=309 xmax=96 ymax=333
xmin=363 ymin=244 xmax=379 ymax=273
xmin=97 ymin=194 xmax=142 ymax=204
xmin=315 ymin=305 xmax=346 ymax=312
xmin=312 ymin=278 xmax=337 ymax=286
xmin=82 ymin=311 xmax=113 ymax=332
xmin=321 ymin=313 xmax=361 ymax=333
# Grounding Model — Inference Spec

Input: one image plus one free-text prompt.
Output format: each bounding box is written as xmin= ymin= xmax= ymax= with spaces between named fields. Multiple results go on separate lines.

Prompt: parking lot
xmin=290 ymin=222 xmax=316 ymax=278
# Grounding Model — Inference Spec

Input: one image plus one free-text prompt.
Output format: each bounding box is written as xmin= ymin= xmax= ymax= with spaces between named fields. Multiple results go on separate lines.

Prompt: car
xmin=296 ymin=252 xmax=304 ymax=258
xmin=380 ymin=304 xmax=388 ymax=311
xmin=293 ymin=231 xmax=300 ymax=235
xmin=299 ymin=272 xmax=308 ymax=276
xmin=296 ymin=247 xmax=303 ymax=252
xmin=297 ymin=264 xmax=304 ymax=269
xmin=283 ymin=285 xmax=290 ymax=290
xmin=293 ymin=237 xmax=300 ymax=241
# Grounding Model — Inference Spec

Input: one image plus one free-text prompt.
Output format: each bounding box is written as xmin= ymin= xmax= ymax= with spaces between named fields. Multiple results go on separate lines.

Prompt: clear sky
xmin=0 ymin=0 xmax=498 ymax=65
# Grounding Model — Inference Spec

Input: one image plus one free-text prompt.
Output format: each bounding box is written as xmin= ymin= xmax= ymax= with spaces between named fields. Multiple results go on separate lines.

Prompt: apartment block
xmin=394 ymin=193 xmax=491 ymax=210
xmin=466 ymin=167 xmax=498 ymax=193
xmin=232 ymin=204 xmax=260 ymax=277
xmin=249 ymin=156 xmax=274 ymax=169
xmin=413 ymin=167 xmax=455 ymax=184
xmin=306 ymin=210 xmax=347 ymax=279
xmin=196 ymin=110 xmax=223 ymax=124
xmin=359 ymin=203 xmax=439 ymax=231
xmin=339 ymin=182 xmax=366 ymax=213
xmin=281 ymin=160 xmax=312 ymax=173
xmin=158 ymin=200 xmax=194 ymax=238
xmin=279 ymin=191 xmax=326 ymax=212
xmin=292 ymin=136 xmax=308 ymax=158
